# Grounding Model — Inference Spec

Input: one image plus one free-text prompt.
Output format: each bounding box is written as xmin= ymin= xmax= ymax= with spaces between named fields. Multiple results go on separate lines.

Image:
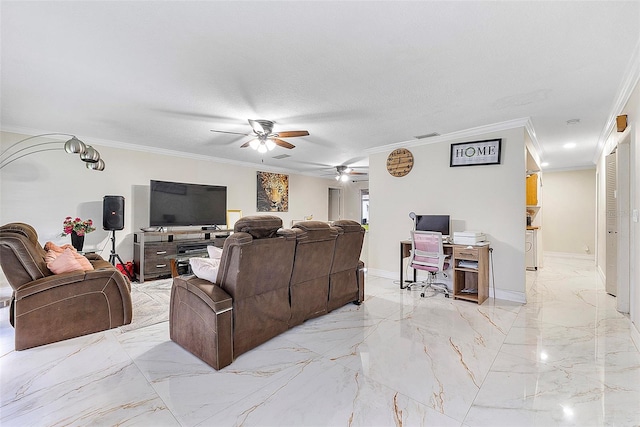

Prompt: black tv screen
xmin=150 ymin=180 xmax=227 ymax=227
xmin=415 ymin=214 xmax=450 ymax=236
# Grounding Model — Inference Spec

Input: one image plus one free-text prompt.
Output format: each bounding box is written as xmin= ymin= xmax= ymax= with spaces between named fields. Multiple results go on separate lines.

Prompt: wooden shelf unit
xmin=452 ymin=245 xmax=490 ymax=304
xmin=133 ymin=229 xmax=230 ymax=282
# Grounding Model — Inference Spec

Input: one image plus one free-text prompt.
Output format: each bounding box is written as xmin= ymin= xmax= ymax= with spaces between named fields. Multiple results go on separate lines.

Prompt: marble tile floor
xmin=1 ymin=256 xmax=638 ymax=426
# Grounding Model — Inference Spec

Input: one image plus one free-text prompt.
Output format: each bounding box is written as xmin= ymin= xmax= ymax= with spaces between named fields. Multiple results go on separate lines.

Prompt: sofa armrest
xmin=84 ymin=252 xmax=103 ymax=261
xmin=11 ymin=266 xmax=133 ymax=350
xmin=173 ymin=275 xmax=232 ymax=313
xmin=170 ymin=275 xmax=234 ymax=370
xmin=14 ymin=268 xmax=130 ymax=300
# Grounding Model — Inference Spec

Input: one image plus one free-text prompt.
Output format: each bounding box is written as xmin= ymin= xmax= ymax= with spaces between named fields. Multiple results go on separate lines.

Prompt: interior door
xmin=605 ymin=151 xmax=617 ymax=296
xmin=328 ymin=188 xmax=341 ymax=221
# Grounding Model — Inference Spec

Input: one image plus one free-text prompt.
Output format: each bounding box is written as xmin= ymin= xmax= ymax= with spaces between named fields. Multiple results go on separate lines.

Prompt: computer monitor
xmin=414 ymin=214 xmax=450 ymax=236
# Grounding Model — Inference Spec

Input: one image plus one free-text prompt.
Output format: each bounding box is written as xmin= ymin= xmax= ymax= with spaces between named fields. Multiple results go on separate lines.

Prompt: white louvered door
xmin=605 ymin=151 xmax=617 ymax=296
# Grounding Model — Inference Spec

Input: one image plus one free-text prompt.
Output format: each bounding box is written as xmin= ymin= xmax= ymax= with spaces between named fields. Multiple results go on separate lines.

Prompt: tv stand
xmin=133 ymin=229 xmax=230 ymax=282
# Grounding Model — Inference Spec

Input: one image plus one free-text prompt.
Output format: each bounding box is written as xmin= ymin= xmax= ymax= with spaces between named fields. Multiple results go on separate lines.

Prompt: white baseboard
xmin=632 ymin=323 xmax=640 ymax=353
xmin=545 ymin=251 xmax=595 ymax=260
xmin=491 ymin=288 xmax=527 ymax=304
xmin=597 ymin=264 xmax=606 ymax=287
xmin=367 ymin=269 xmax=396 ymax=281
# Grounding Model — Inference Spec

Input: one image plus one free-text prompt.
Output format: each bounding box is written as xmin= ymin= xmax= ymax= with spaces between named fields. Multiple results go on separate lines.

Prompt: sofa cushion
xmin=189 ymin=257 xmax=220 ymax=283
xmin=233 ymin=215 xmax=282 ymax=239
xmin=44 ymin=242 xmax=94 ymax=271
xmin=207 ymin=245 xmax=223 ymax=259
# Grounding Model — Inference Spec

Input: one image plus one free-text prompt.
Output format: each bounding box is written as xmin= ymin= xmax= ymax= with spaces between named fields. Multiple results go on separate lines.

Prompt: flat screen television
xmin=149 ymin=180 xmax=227 ymax=227
xmin=414 ymin=214 xmax=450 ymax=236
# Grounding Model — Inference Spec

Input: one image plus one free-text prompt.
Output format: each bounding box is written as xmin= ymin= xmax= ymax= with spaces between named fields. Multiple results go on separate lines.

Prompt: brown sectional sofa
xmin=0 ymin=223 xmax=133 ymax=350
xmin=170 ymin=216 xmax=365 ymax=370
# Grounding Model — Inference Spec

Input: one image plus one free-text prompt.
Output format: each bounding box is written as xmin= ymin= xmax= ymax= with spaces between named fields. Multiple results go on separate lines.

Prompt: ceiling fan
xmin=335 ymin=165 xmax=367 ymax=182
xmin=211 ymin=119 xmax=309 ymax=153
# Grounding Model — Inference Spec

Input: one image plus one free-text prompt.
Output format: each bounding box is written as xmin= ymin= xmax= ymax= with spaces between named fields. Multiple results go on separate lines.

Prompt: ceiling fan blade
xmin=272 ymin=138 xmax=295 ymax=149
xmin=275 ymin=130 xmax=309 ymax=138
xmin=211 ymin=129 xmax=251 ymax=136
xmin=349 ymin=171 xmax=368 ymax=175
xmin=240 ymin=139 xmax=256 ymax=148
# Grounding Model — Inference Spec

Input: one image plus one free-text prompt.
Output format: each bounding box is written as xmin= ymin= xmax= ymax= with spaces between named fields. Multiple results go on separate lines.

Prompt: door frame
xmin=617 ymin=136 xmax=631 ymax=313
xmin=328 ymin=187 xmax=342 ymax=221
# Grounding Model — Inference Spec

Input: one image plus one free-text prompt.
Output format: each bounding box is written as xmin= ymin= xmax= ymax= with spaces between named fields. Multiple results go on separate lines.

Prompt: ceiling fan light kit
xmin=335 ymin=165 xmax=366 ymax=181
xmin=211 ymin=119 xmax=309 ymax=153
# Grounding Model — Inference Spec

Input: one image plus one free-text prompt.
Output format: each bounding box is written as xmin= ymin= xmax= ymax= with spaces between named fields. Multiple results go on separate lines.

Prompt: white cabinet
xmin=526 ymin=229 xmax=537 ymax=270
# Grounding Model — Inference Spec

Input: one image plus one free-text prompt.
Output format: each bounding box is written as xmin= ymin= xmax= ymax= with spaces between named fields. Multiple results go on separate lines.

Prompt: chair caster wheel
xmin=445 ymin=294 xmax=450 ymax=298
xmin=420 ymin=293 xmax=425 ymax=297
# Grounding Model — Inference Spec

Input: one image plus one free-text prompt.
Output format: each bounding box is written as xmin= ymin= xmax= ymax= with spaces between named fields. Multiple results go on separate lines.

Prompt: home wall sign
xmin=257 ymin=171 xmax=289 ymax=212
xmin=450 ymin=139 xmax=502 ymax=167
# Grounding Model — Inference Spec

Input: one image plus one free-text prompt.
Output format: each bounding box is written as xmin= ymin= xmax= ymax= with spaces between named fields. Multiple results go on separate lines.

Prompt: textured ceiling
xmin=2 ymin=1 xmax=639 ymax=178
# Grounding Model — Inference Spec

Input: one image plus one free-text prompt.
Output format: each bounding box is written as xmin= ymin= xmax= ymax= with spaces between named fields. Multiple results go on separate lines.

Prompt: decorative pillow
xmin=73 ymin=252 xmax=94 ymax=271
xmin=45 ymin=248 xmax=94 ymax=271
xmin=189 ymin=257 xmax=220 ymax=283
xmin=44 ymin=241 xmax=76 ymax=253
xmin=207 ymin=245 xmax=223 ymax=259
xmin=44 ymin=242 xmax=94 ymax=271
xmin=47 ymin=248 xmax=84 ymax=274
xmin=44 ymin=249 xmax=58 ymax=264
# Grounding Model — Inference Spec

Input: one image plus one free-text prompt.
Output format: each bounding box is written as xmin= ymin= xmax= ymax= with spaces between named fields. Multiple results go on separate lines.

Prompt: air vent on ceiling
xmin=414 ymin=132 xmax=440 ymax=139
xmin=272 ymin=154 xmax=291 ymax=160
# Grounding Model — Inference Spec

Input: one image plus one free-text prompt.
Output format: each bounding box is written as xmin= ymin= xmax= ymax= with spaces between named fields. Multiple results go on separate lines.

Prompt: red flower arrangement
xmin=61 ymin=217 xmax=96 ymax=237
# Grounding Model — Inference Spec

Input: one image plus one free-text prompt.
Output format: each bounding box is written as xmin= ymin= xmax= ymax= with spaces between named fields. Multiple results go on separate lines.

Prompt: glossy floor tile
xmin=1 ymin=256 xmax=638 ymax=426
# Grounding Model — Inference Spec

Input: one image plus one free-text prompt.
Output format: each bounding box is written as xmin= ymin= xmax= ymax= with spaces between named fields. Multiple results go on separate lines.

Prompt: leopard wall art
xmin=257 ymin=172 xmax=289 ymax=212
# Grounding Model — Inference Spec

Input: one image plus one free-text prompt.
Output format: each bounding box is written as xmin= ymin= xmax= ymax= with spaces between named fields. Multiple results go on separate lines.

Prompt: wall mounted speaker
xmin=103 ymin=195 xmax=125 ymax=231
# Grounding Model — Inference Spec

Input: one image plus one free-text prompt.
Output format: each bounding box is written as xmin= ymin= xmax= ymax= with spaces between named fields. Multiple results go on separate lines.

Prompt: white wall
xmin=367 ymin=126 xmax=527 ymax=302
xmin=0 ymin=131 xmax=336 ymax=272
xmin=542 ymin=169 xmax=596 ymax=256
xmin=596 ymin=75 xmax=639 ymax=348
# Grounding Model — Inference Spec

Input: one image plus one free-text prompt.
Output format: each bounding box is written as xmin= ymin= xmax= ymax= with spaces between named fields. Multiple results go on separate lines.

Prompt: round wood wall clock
xmin=386 ymin=148 xmax=414 ymax=177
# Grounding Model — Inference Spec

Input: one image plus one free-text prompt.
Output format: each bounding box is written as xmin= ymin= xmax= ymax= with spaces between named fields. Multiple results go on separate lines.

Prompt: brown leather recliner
xmin=170 ymin=216 xmax=297 ymax=368
xmin=328 ymin=220 xmax=366 ymax=311
xmin=0 ymin=223 xmax=133 ymax=350
xmin=289 ymin=221 xmax=338 ymax=327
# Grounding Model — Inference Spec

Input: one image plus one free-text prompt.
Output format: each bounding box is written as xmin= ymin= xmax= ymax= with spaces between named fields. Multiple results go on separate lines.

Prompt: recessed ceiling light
xmin=563 ymin=142 xmax=576 ymax=149
xmin=566 ymin=118 xmax=581 ymax=125
xmin=541 ymin=162 xmax=549 ymax=167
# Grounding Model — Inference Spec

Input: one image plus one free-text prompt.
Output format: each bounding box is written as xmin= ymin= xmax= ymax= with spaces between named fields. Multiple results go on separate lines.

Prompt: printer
xmin=453 ymin=231 xmax=486 ymax=245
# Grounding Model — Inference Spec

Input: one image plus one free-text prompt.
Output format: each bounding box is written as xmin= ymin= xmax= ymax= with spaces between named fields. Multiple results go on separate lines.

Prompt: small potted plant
xmin=61 ymin=217 xmax=96 ymax=251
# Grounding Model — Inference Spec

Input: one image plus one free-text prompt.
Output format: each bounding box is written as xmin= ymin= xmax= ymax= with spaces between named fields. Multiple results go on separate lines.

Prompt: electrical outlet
xmin=633 ymin=209 xmax=639 ymax=223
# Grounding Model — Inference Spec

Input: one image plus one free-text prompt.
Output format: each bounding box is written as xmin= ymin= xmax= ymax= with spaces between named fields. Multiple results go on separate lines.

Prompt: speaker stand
xmin=108 ymin=230 xmax=134 ymax=281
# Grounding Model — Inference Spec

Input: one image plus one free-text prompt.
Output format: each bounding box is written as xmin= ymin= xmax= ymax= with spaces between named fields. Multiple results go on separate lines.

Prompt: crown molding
xmin=592 ymin=38 xmax=640 ymax=164
xmin=541 ymin=164 xmax=596 ymax=173
xmin=365 ymin=117 xmax=532 ymax=155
